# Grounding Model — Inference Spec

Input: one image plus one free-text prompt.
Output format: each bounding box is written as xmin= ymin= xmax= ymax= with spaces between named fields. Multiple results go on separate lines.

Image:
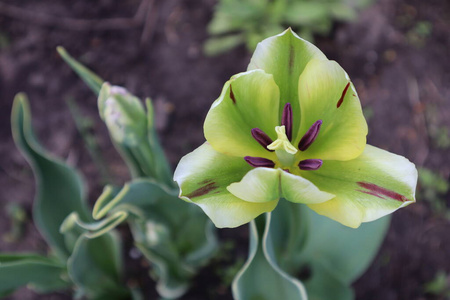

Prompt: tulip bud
xmin=98 ymin=83 xmax=147 ymax=147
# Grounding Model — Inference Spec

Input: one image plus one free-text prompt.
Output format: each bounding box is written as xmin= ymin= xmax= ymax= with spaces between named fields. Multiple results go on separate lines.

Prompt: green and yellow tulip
xmin=174 ymin=28 xmax=417 ymax=229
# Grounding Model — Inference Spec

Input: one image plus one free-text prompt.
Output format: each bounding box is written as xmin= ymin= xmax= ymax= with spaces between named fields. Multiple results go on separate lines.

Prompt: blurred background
xmin=0 ymin=0 xmax=449 ymax=299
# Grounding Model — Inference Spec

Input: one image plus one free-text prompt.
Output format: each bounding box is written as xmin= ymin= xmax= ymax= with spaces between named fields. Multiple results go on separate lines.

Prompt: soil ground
xmin=0 ymin=0 xmax=449 ymax=299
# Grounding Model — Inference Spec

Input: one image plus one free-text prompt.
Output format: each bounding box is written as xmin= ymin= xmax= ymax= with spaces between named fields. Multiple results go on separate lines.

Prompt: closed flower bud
xmin=98 ymin=82 xmax=147 ymax=147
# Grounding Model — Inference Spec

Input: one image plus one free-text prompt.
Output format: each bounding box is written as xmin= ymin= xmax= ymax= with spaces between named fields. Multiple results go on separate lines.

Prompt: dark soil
xmin=0 ymin=0 xmax=449 ymax=299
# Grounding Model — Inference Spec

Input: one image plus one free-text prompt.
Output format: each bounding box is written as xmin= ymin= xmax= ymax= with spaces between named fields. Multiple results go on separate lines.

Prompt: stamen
xmin=299 ymin=159 xmax=323 ymax=171
xmin=244 ymin=156 xmax=275 ymax=168
xmin=251 ymin=128 xmax=274 ymax=151
xmin=298 ymin=120 xmax=322 ymax=151
xmin=281 ymin=103 xmax=293 ymax=141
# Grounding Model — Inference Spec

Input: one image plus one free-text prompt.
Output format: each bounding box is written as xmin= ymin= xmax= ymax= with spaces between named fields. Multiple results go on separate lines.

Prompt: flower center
xmin=267 ymin=126 xmax=297 ymax=167
xmin=245 ymin=103 xmax=323 ymax=172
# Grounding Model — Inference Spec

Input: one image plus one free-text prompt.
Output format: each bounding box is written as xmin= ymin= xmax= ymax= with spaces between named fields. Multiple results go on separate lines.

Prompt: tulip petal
xmin=248 ymin=28 xmax=327 ymax=141
xmin=174 ymin=143 xmax=278 ymax=228
xmin=227 ymin=168 xmax=334 ymax=205
xmin=281 ymin=171 xmax=334 ymax=204
xmin=227 ymin=168 xmax=280 ymax=203
xmin=297 ymin=59 xmax=368 ymax=161
xmin=302 ymin=145 xmax=417 ymax=228
xmin=204 ymin=70 xmax=280 ymax=159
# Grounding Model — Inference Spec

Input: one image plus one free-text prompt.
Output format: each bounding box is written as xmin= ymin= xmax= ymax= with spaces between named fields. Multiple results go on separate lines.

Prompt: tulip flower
xmin=174 ymin=29 xmax=417 ymax=228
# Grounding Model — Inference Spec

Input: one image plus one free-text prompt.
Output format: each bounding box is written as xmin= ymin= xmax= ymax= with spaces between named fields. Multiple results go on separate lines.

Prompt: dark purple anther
xmin=298 ymin=120 xmax=322 ymax=151
xmin=299 ymin=159 xmax=323 ymax=171
xmin=281 ymin=103 xmax=293 ymax=141
xmin=251 ymin=128 xmax=274 ymax=151
xmin=244 ymin=156 xmax=275 ymax=168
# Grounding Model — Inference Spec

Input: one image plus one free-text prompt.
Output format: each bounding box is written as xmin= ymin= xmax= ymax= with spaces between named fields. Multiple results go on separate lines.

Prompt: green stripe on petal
xmin=204 ymin=70 xmax=280 ymax=158
xmin=296 ymin=59 xmax=368 ymax=161
xmin=303 ymin=145 xmax=417 ymax=228
xmin=174 ymin=143 xmax=277 ymax=228
xmin=248 ymin=28 xmax=327 ymax=141
xmin=227 ymin=167 xmax=334 ymax=204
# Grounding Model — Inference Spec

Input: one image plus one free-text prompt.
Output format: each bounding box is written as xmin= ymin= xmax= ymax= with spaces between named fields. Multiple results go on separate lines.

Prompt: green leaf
xmin=0 ymin=254 xmax=69 ymax=295
xmin=303 ymin=263 xmax=354 ymax=300
xmin=283 ymin=2 xmax=329 ymax=25
xmin=66 ymin=98 xmax=112 ymax=184
xmin=299 ymin=209 xmax=390 ymax=286
xmin=330 ymin=3 xmax=358 ymax=21
xmin=57 ymin=47 xmax=104 ymax=95
xmin=57 ymin=47 xmax=156 ymax=180
xmin=204 ymin=34 xmax=245 ymax=56
xmin=270 ymin=203 xmax=388 ymax=299
xmin=11 ymin=94 xmax=91 ymax=258
xmin=67 ymin=233 xmax=131 ymax=299
xmin=92 ymin=179 xmax=167 ymax=220
xmin=145 ymin=98 xmax=175 ymax=188
xmin=260 ymin=200 xmax=388 ymax=300
xmin=58 ymin=48 xmax=174 ymax=185
xmin=232 ymin=214 xmax=307 ymax=300
xmin=91 ymin=178 xmax=218 ymax=299
xmin=60 ymin=211 xmax=128 ymax=239
xmin=78 ymin=179 xmax=204 ymax=298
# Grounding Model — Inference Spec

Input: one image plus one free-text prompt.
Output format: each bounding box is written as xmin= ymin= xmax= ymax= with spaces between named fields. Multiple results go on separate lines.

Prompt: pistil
xmin=267 ymin=126 xmax=298 ymax=167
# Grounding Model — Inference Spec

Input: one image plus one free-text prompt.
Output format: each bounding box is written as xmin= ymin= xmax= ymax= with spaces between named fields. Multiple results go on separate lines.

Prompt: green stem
xmin=146 ymin=133 xmax=176 ymax=188
xmin=130 ymin=145 xmax=156 ymax=179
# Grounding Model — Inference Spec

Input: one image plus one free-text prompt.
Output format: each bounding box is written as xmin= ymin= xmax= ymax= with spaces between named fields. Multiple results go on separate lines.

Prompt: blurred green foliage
xmin=406 ymin=21 xmax=433 ymax=48
xmin=204 ymin=0 xmax=373 ymax=56
xmin=66 ymin=97 xmax=112 ymax=184
xmin=424 ymin=271 xmax=450 ymax=299
xmin=418 ymin=168 xmax=450 ymax=217
xmin=2 ymin=203 xmax=27 ymax=243
xmin=425 ymin=103 xmax=450 ymax=150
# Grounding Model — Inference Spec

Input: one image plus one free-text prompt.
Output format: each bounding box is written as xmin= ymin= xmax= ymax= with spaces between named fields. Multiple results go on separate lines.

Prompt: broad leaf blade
xmin=0 ymin=254 xmax=69 ymax=295
xmin=299 ymin=209 xmax=390 ymax=285
xmin=11 ymin=94 xmax=91 ymax=258
xmin=264 ymin=201 xmax=388 ymax=300
xmin=304 ymin=263 xmax=354 ymax=300
xmin=67 ymin=233 xmax=130 ymax=299
xmin=91 ymin=178 xmax=218 ymax=299
xmin=232 ymin=214 xmax=307 ymax=300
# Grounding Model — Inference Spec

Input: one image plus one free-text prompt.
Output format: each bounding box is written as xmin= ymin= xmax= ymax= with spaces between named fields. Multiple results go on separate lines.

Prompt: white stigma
xmin=267 ymin=126 xmax=297 ymax=167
